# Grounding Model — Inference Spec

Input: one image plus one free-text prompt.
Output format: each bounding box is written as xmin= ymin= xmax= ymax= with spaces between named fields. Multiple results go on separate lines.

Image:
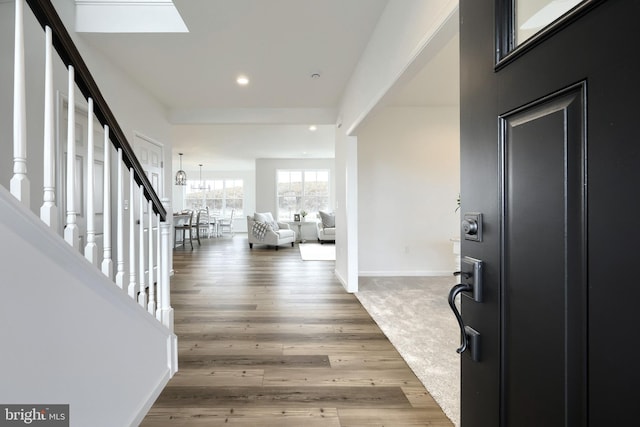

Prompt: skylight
xmin=75 ymin=0 xmax=188 ymax=33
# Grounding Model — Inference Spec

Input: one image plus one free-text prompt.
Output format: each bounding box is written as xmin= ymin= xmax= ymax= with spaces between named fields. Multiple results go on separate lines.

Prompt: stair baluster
xmin=115 ymin=148 xmax=125 ymax=288
xmin=40 ymin=25 xmax=57 ymax=229
xmin=128 ymin=170 xmax=137 ymax=299
xmin=84 ymin=98 xmax=97 ymax=265
xmin=138 ymin=184 xmax=147 ymax=307
xmin=11 ymin=0 xmax=30 ymax=207
xmin=101 ymin=126 xmax=113 ymax=278
xmin=64 ymin=66 xmax=79 ymax=249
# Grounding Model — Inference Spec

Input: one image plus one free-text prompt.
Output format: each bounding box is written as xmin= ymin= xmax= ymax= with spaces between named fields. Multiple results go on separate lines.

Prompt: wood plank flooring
xmin=141 ymin=236 xmax=453 ymax=426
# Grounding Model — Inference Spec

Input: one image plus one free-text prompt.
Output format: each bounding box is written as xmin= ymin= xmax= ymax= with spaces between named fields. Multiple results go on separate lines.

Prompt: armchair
xmin=247 ymin=212 xmax=296 ymax=250
xmin=317 ymin=211 xmax=335 ymax=243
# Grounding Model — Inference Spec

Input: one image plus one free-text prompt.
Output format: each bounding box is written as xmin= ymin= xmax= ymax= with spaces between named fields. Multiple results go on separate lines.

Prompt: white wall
xmin=333 ymin=132 xmax=358 ymax=290
xmin=334 ymin=0 xmax=458 ymax=290
xmin=358 ymin=106 xmax=460 ymax=275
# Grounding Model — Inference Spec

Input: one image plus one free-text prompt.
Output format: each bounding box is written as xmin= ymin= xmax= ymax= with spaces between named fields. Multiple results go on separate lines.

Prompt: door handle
xmin=449 ymin=281 xmax=472 ymax=354
xmin=448 ymin=257 xmax=484 ymax=360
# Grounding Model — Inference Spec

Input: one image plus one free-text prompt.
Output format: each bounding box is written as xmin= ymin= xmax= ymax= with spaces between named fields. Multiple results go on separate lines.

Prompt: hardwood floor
xmin=141 ymin=235 xmax=453 ymax=426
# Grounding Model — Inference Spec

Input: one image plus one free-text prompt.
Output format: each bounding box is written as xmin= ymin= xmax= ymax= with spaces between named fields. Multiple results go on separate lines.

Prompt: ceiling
xmin=77 ymin=0 xmax=459 ymax=171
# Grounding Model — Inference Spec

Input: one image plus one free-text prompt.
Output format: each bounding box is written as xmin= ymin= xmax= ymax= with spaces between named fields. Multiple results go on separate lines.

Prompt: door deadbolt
xmin=462 ymin=218 xmax=478 ymax=235
xmin=462 ymin=213 xmax=483 ymax=242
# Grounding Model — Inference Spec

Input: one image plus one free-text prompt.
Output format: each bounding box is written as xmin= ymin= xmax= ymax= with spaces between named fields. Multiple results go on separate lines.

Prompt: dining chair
xmin=218 ymin=208 xmax=235 ymax=236
xmin=174 ymin=210 xmax=194 ymax=249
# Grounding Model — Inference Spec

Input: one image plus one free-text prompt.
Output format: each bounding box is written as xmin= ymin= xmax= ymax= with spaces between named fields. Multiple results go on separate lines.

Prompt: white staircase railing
xmin=9 ymin=0 xmax=175 ymax=332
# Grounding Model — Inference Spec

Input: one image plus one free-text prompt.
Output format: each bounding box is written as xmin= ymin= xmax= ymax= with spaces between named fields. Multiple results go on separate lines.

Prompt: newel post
xmin=159 ymin=218 xmax=174 ymax=332
xmin=148 ymin=202 xmax=156 ymax=316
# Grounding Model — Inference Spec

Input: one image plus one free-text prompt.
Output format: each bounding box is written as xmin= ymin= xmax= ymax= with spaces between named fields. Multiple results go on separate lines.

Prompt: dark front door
xmin=458 ymin=1 xmax=640 ymax=426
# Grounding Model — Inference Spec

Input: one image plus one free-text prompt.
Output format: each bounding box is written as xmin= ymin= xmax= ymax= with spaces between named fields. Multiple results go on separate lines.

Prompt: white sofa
xmin=317 ymin=211 xmax=335 ymax=243
xmin=247 ymin=212 xmax=296 ymax=250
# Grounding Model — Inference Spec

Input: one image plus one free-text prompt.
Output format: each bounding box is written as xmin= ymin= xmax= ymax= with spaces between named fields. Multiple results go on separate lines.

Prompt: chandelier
xmin=175 ymin=153 xmax=187 ymax=186
xmin=191 ymin=164 xmax=210 ymax=190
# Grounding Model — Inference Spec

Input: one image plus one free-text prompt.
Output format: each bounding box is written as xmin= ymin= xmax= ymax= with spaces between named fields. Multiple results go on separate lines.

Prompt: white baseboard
xmin=359 ymin=270 xmax=454 ymax=277
xmin=127 ymin=369 xmax=172 ymax=427
xmin=334 ymin=268 xmax=350 ymax=292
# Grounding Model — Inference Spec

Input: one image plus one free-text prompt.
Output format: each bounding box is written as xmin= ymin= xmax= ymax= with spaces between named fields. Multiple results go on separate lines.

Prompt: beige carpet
xmin=299 ymin=243 xmax=336 ymax=260
xmin=356 ymin=276 xmax=460 ymax=427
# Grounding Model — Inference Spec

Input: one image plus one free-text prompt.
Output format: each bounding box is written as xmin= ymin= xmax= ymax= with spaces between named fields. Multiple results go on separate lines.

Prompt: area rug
xmin=299 ymin=243 xmax=336 ymax=261
xmin=356 ymin=276 xmax=460 ymax=427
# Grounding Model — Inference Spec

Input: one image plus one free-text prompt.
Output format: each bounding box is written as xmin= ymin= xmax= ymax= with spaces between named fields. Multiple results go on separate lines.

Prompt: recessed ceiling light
xmin=236 ymin=75 xmax=249 ymax=86
xmin=309 ymin=125 xmax=317 ymax=132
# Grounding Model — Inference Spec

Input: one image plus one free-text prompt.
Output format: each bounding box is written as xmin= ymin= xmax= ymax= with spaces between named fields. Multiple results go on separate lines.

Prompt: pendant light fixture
xmin=175 ymin=152 xmax=187 ymax=185
xmin=191 ymin=164 xmax=210 ymax=190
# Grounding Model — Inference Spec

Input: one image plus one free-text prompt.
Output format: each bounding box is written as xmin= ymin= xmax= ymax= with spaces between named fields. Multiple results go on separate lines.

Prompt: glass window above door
xmin=515 ymin=0 xmax=584 ymax=46
xmin=497 ymin=0 xmax=597 ymax=65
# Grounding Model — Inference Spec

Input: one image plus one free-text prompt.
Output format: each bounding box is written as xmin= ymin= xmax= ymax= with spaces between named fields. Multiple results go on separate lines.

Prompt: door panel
xmin=500 ymin=86 xmax=586 ymax=427
xmin=460 ymin=1 xmax=640 ymax=425
xmin=134 ymin=133 xmax=163 ymax=197
xmin=459 ymin=1 xmax=500 ymax=425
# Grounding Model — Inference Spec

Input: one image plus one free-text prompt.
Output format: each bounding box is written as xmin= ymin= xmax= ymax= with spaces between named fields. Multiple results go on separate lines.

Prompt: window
xmin=277 ymin=169 xmax=329 ymax=221
xmin=497 ymin=0 xmax=592 ymax=65
xmin=185 ymin=179 xmax=243 ymax=216
xmin=514 ymin=0 xmax=583 ymax=46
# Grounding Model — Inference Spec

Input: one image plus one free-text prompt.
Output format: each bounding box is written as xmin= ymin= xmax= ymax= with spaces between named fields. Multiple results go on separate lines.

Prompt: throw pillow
xmin=254 ymin=212 xmax=268 ymax=223
xmin=319 ymin=210 xmax=335 ymax=228
xmin=254 ymin=212 xmax=279 ymax=230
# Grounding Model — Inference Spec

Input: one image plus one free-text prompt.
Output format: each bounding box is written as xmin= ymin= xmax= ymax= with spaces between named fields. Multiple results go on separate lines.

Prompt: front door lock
xmin=462 ymin=212 xmax=483 ymax=242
